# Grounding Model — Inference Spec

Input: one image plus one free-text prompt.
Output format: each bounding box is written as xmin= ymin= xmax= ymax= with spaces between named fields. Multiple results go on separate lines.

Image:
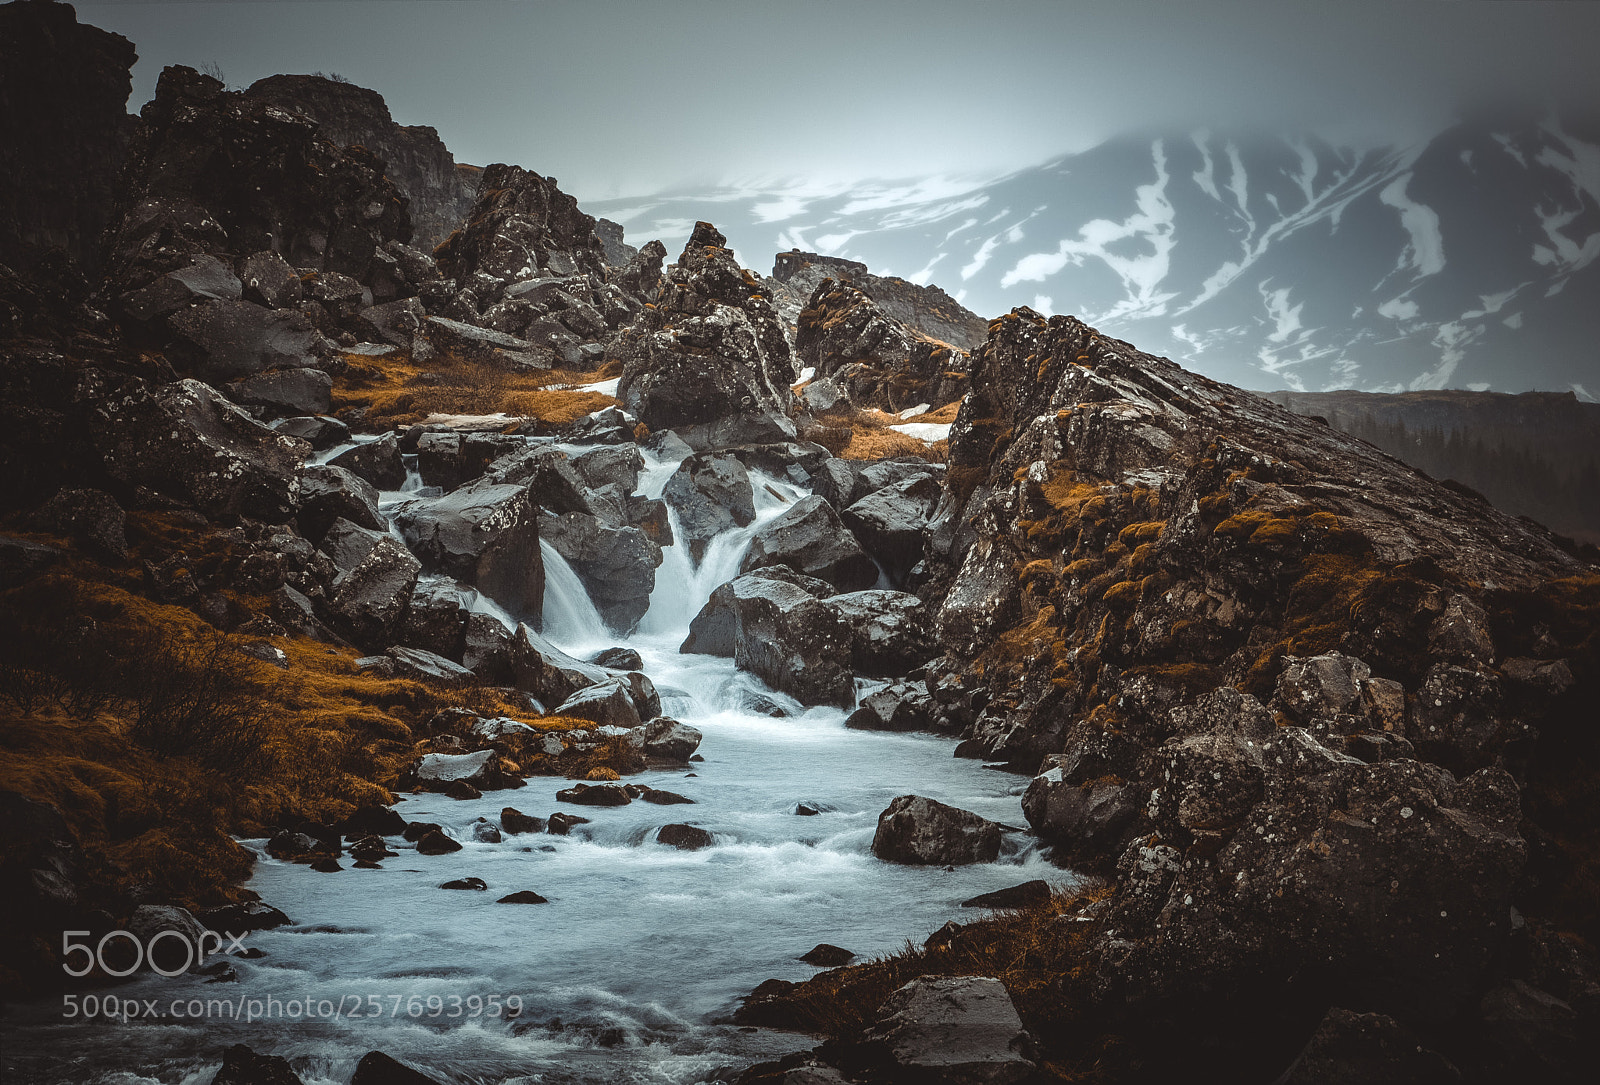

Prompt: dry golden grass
xmin=805 ymin=403 xmax=957 ymax=462
xmin=332 ymin=349 xmax=618 ymax=430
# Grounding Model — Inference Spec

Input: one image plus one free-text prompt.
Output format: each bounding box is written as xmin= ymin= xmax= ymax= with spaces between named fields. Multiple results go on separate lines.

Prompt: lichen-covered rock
xmin=841 ymin=474 xmax=941 ymax=586
xmin=227 ymin=367 xmax=332 ymax=417
xmin=684 ymin=569 xmax=854 ymax=707
xmin=641 ymin=716 xmax=702 ymax=762
xmin=297 ymin=464 xmax=381 ymax=540
xmin=89 ymin=375 xmax=308 ymax=522
xmin=326 ymin=535 xmax=419 ymax=647
xmin=615 ymin=222 xmax=797 ymax=450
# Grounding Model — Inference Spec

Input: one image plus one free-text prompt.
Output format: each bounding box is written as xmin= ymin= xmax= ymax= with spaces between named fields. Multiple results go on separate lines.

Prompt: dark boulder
xmin=209 ymin=1044 xmax=305 ymax=1085
xmin=240 ymin=250 xmax=302 ymax=310
xmin=841 ymin=474 xmax=941 ymax=586
xmin=168 ymin=299 xmax=323 ymax=382
xmin=328 ymin=434 xmax=406 ymax=491
xmin=845 ymin=681 xmax=937 ymax=733
xmin=861 ymin=975 xmax=1034 ymax=1085
xmin=642 ymin=716 xmax=703 ymax=762
xmin=556 ymin=783 xmax=632 ymax=807
xmin=497 ymin=890 xmax=548 ymax=904
xmin=272 ymin=414 xmax=349 ymax=451
xmin=800 ymin=944 xmax=856 ymax=967
xmin=350 ymin=1051 xmax=445 ymax=1085
xmin=740 ymin=495 xmax=877 ymax=592
xmin=961 ymin=880 xmax=1052 ymax=910
xmin=32 ymin=487 xmax=128 ymax=561
xmin=662 ymin=453 xmax=755 ymax=563
xmin=298 ymin=464 xmax=382 ymax=539
xmin=657 ymin=823 xmax=714 ymax=850
xmin=90 ymin=376 xmax=308 ymax=522
xmin=385 ymin=646 xmax=474 ymax=685
xmin=319 ymin=517 xmax=386 ymax=573
xmin=552 ymin=681 xmax=641 ymax=730
xmin=228 ymin=368 xmax=332 ymax=417
xmin=500 ymin=807 xmax=545 ymax=835
xmin=538 ymin=510 xmax=661 ymax=633
xmin=326 ymin=535 xmax=420 ymax=646
xmin=394 ymin=478 xmax=545 ymax=620
xmin=827 ymin=590 xmax=937 ymax=676
xmin=871 ymin=795 xmax=1003 ymax=866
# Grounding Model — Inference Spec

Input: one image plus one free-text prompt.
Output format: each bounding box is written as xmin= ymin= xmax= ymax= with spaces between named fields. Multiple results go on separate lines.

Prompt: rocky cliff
xmin=0 ymin=0 xmax=136 ymax=275
xmin=743 ymin=308 xmax=1600 ymax=1081
xmin=246 ymin=74 xmax=480 ymax=251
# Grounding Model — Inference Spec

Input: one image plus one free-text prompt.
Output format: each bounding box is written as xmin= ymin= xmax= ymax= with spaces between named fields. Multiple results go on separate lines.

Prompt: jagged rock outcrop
xmin=246 ymin=74 xmax=479 ymax=251
xmin=0 ymin=0 xmax=137 ymax=276
xmin=105 ymin=65 xmax=411 ymax=297
xmin=615 ymin=222 xmax=798 ymax=450
xmin=795 ymin=278 xmax=971 ymax=413
xmin=908 ymin=306 xmax=1599 ymax=1076
xmin=770 ymin=249 xmax=988 ymax=352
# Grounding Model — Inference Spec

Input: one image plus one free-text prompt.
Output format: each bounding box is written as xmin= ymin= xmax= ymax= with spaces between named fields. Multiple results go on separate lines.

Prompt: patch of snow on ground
xmin=890 ymin=422 xmax=952 ymax=442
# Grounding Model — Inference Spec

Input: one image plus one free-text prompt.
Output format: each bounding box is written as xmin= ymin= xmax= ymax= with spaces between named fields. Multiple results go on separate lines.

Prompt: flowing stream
xmin=7 ymin=442 xmax=1072 ymax=1085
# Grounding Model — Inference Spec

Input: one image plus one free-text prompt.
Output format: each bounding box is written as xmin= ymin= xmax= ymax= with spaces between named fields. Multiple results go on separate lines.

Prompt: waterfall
xmin=539 ymin=539 xmax=611 ymax=651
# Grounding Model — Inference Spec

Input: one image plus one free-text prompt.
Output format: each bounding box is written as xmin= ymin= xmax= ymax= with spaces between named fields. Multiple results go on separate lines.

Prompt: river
xmin=5 ymin=440 xmax=1069 ymax=1085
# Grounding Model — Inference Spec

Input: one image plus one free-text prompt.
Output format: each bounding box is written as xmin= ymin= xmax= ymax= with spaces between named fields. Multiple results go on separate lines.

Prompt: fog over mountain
xmin=593 ymin=113 xmax=1600 ymax=396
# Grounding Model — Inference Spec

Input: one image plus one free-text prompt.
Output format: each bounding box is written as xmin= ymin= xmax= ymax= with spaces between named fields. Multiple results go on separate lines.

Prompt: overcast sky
xmin=78 ymin=0 xmax=1600 ymax=204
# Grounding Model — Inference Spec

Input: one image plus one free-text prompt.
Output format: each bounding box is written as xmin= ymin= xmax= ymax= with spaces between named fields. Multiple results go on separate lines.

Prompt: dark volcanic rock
xmin=0 ymin=0 xmax=136 ymax=276
xmin=327 ymin=535 xmax=419 ymax=646
xmin=684 ymin=569 xmax=854 ymax=707
xmin=210 ymin=1044 xmax=305 ymax=1085
xmin=246 ymin=75 xmax=478 ymax=253
xmin=740 ymin=494 xmax=877 ymax=591
xmin=104 ymin=64 xmax=409 ymax=297
xmin=861 ymin=974 xmax=1035 ymax=1084
xmin=871 ymin=795 xmax=1003 ymax=866
xmin=32 ymin=487 xmax=128 ymax=561
xmin=961 ymin=880 xmax=1052 ymax=910
xmin=328 ymin=434 xmax=406 ymax=491
xmin=800 ymin=943 xmax=856 ymax=967
xmin=657 ymin=823 xmax=713 ymax=850
xmin=298 ymin=464 xmax=382 ymax=539
xmin=538 ymin=510 xmax=661 ymax=633
xmin=167 ymin=299 xmax=323 ymax=382
xmin=662 ymin=452 xmax=755 ymax=563
xmin=615 ymin=222 xmax=798 ymax=450
xmin=841 ymin=474 xmax=941 ymax=585
xmin=350 ymin=1051 xmax=445 ymax=1085
xmin=89 ymin=376 xmax=308 ymax=522
xmin=393 ymin=478 xmax=545 ymax=620
xmin=228 ymin=368 xmax=332 ymax=417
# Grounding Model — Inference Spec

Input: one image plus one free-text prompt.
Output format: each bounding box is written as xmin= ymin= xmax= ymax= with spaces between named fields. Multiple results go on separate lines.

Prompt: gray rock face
xmin=484 ymin=444 xmax=591 ymax=514
xmin=415 ymin=431 xmax=523 ymax=492
xmin=328 ymin=433 xmax=406 ymax=491
xmin=663 ymin=453 xmax=756 ymax=562
xmin=539 ymin=510 xmax=662 ymax=633
xmin=167 ymin=298 xmax=323 ymax=381
xmin=415 ymin=749 xmax=509 ymax=791
xmin=827 ymin=590 xmax=937 ymax=676
xmin=871 ymin=795 xmax=1004 ymax=865
xmin=327 ymin=535 xmax=420 ymax=646
xmin=423 ymin=315 xmax=550 ymax=368
xmin=298 ymin=464 xmax=382 ymax=540
xmin=864 ymin=975 xmax=1035 ymax=1085
xmin=741 ymin=494 xmax=877 ymax=591
xmin=119 ymin=254 xmax=243 ymax=322
xmin=842 ymin=474 xmax=940 ymax=585
xmin=90 ymin=376 xmax=308 ymax=522
xmin=513 ymin=623 xmax=611 ymax=707
xmin=394 ymin=478 xmax=545 ymax=620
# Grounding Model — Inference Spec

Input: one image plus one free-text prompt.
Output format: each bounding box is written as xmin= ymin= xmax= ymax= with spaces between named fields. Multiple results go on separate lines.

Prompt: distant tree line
xmin=1335 ymin=411 xmax=1600 ymax=544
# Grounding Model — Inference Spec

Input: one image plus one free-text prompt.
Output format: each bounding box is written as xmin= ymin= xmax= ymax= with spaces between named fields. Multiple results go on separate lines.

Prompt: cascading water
xmin=8 ymin=440 xmax=1074 ymax=1085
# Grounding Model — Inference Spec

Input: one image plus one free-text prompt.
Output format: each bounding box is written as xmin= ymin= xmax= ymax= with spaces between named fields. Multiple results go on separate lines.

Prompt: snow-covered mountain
xmin=589 ymin=115 xmax=1600 ymax=396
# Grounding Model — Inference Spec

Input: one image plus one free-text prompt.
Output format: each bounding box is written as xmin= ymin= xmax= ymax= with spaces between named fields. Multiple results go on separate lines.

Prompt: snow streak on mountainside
xmin=589 ymin=117 xmax=1600 ymax=395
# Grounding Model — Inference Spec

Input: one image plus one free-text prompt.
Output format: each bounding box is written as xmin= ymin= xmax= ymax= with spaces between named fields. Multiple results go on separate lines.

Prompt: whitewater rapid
xmin=7 ymin=442 xmax=1072 ymax=1085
